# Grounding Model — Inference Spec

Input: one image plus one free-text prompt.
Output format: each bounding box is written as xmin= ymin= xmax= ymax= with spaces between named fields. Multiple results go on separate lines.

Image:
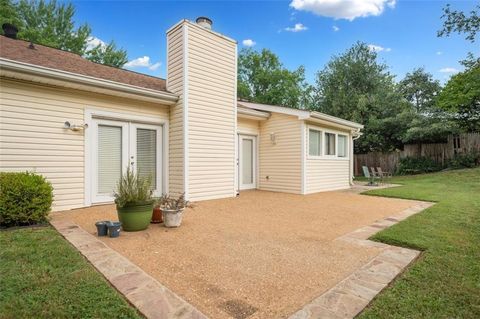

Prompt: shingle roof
xmin=0 ymin=35 xmax=167 ymax=92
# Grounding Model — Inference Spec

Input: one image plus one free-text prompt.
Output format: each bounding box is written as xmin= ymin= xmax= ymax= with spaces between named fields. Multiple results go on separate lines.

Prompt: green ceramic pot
xmin=116 ymin=202 xmax=153 ymax=231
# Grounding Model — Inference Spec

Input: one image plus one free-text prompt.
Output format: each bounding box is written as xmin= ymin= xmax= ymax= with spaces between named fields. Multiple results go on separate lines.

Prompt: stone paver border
xmin=50 ymin=219 xmax=207 ymax=319
xmin=288 ymin=201 xmax=435 ymax=319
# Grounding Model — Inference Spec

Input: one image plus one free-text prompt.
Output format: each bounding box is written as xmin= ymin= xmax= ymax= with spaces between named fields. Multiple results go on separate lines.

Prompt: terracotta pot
xmin=151 ymin=206 xmax=163 ymax=223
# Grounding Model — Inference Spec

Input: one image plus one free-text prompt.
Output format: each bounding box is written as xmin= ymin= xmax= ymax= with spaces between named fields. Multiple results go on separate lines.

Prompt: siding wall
xmin=258 ymin=113 xmax=302 ymax=194
xmin=237 ymin=118 xmax=260 ymax=136
xmin=166 ymin=25 xmax=185 ymax=196
xmin=0 ymin=78 xmax=169 ymax=211
xmin=186 ymin=23 xmax=237 ymax=201
xmin=304 ymin=123 xmax=352 ymax=193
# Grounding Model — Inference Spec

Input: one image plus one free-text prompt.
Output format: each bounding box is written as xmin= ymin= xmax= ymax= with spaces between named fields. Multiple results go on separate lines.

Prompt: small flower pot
xmin=95 ymin=221 xmax=108 ymax=236
xmin=151 ymin=206 xmax=163 ymax=223
xmin=162 ymin=209 xmax=184 ymax=228
xmin=107 ymin=221 xmax=122 ymax=238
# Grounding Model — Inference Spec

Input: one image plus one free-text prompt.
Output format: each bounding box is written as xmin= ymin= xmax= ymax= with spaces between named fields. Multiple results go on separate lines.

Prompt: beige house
xmin=0 ymin=18 xmax=363 ymax=211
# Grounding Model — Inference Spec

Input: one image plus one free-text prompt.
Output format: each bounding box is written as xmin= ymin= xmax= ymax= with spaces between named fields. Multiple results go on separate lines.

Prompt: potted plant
xmin=151 ymin=194 xmax=170 ymax=223
xmin=161 ymin=193 xmax=193 ymax=228
xmin=114 ymin=167 xmax=153 ymax=231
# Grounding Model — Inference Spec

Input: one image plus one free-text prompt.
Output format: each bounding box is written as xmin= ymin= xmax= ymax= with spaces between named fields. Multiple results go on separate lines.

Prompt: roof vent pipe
xmin=195 ymin=17 xmax=212 ymax=30
xmin=2 ymin=23 xmax=18 ymax=39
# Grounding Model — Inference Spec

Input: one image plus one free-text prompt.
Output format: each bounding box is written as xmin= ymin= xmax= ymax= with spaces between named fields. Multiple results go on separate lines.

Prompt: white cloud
xmin=439 ymin=67 xmax=459 ymax=74
xmin=124 ymin=56 xmax=162 ymax=71
xmin=242 ymin=39 xmax=256 ymax=47
xmin=436 ymin=51 xmax=443 ymax=55
xmin=290 ymin=0 xmax=396 ymax=21
xmin=86 ymin=36 xmax=106 ymax=50
xmin=368 ymin=44 xmax=391 ymax=52
xmin=333 ymin=25 xmax=340 ymax=32
xmin=148 ymin=62 xmax=162 ymax=71
xmin=285 ymin=23 xmax=308 ymax=32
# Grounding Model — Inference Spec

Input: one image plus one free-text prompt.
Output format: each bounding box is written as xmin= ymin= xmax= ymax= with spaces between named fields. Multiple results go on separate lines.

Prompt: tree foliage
xmin=437 ymin=65 xmax=480 ymax=132
xmin=1 ymin=0 xmax=127 ymax=68
xmin=438 ymin=3 xmax=480 ymax=42
xmin=238 ymin=48 xmax=311 ymax=109
xmin=85 ymin=41 xmax=128 ymax=68
xmin=398 ymin=67 xmax=442 ymax=113
xmin=313 ymin=42 xmax=409 ymax=153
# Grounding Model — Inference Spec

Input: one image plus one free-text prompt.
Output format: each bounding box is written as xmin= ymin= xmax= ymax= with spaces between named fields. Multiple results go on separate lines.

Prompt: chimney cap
xmin=2 ymin=23 xmax=18 ymax=39
xmin=195 ymin=17 xmax=212 ymax=30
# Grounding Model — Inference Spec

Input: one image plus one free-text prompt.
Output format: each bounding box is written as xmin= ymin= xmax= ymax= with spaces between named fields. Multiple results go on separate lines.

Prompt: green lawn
xmin=0 ymin=227 xmax=142 ymax=319
xmin=358 ymin=168 xmax=480 ymax=319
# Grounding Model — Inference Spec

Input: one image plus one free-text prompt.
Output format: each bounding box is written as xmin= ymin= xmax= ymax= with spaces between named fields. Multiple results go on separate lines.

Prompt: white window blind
xmin=98 ymin=125 xmax=122 ymax=194
xmin=325 ymin=133 xmax=336 ymax=155
xmin=242 ymin=139 xmax=253 ymax=184
xmin=338 ymin=135 xmax=348 ymax=157
xmin=309 ymin=129 xmax=321 ymax=156
xmin=136 ymin=128 xmax=157 ymax=188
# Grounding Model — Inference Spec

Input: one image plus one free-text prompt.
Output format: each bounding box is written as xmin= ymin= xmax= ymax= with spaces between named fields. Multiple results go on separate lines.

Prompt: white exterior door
xmin=91 ymin=119 xmax=163 ymax=204
xmin=238 ymin=135 xmax=256 ymax=190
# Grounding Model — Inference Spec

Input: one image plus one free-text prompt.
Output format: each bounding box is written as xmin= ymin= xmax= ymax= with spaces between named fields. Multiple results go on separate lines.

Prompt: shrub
xmin=397 ymin=156 xmax=443 ymax=175
xmin=448 ymin=151 xmax=480 ymax=169
xmin=0 ymin=172 xmax=53 ymax=227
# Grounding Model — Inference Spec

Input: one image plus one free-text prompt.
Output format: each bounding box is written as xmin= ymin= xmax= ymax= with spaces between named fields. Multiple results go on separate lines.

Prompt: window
xmin=325 ymin=133 xmax=336 ymax=155
xmin=309 ymin=129 xmax=322 ymax=156
xmin=338 ymin=135 xmax=348 ymax=157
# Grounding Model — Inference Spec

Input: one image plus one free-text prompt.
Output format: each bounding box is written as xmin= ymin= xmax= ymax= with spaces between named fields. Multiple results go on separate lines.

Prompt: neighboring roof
xmin=0 ymin=35 xmax=167 ymax=92
xmin=237 ymin=101 xmax=364 ymax=131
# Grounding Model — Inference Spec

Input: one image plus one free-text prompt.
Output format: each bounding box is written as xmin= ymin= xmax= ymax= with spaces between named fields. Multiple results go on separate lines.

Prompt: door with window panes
xmin=92 ymin=119 xmax=162 ymax=203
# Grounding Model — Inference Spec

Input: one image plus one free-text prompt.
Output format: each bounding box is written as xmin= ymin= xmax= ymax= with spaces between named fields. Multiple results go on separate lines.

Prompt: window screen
xmin=325 ymin=133 xmax=336 ymax=155
xmin=309 ymin=129 xmax=322 ymax=156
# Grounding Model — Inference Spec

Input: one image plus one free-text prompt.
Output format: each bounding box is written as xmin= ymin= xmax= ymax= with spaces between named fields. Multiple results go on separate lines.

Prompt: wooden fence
xmin=354 ymin=133 xmax=480 ymax=176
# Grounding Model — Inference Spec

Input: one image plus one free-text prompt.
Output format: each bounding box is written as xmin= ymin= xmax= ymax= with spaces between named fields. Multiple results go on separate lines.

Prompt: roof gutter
xmin=0 ymin=58 xmax=179 ymax=105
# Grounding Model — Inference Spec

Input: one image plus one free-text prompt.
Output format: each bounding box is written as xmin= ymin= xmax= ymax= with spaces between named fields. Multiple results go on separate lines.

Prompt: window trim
xmin=306 ymin=124 xmax=350 ymax=160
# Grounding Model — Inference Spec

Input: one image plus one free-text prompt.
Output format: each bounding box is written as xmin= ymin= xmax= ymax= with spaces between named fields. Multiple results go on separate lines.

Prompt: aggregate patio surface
xmin=51 ymin=186 xmax=433 ymax=319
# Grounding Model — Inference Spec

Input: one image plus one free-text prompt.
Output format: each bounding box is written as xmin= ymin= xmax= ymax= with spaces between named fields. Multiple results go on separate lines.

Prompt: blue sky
xmin=72 ymin=0 xmax=479 ymax=84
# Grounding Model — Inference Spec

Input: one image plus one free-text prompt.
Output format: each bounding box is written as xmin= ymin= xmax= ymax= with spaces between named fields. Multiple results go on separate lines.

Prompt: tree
xmin=0 ymin=0 xmax=22 ymax=30
xmin=438 ymin=4 xmax=480 ymax=42
xmin=238 ymin=48 xmax=310 ymax=109
xmin=437 ymin=66 xmax=480 ymax=132
xmin=398 ymin=68 xmax=442 ymax=113
xmin=313 ymin=42 xmax=409 ymax=153
xmin=439 ymin=4 xmax=480 ymax=68
xmin=86 ymin=41 xmax=128 ymax=68
xmin=1 ymin=0 xmax=127 ymax=68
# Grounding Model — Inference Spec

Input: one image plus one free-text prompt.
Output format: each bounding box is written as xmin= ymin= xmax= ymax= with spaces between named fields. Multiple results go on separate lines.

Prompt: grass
xmin=358 ymin=168 xmax=480 ymax=319
xmin=0 ymin=227 xmax=142 ymax=319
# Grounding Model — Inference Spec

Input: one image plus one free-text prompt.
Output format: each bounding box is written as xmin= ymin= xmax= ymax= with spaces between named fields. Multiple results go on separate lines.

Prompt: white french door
xmin=91 ymin=118 xmax=163 ymax=204
xmin=238 ymin=134 xmax=256 ymax=190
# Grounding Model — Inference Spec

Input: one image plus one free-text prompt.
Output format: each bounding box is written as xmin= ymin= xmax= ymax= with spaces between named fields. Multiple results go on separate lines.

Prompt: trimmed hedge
xmin=0 ymin=172 xmax=53 ymax=227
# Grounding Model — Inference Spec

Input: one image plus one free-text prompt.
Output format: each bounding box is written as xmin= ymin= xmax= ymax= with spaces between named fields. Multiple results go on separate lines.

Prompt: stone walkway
xmin=288 ymin=201 xmax=434 ymax=319
xmin=50 ymin=219 xmax=207 ymax=319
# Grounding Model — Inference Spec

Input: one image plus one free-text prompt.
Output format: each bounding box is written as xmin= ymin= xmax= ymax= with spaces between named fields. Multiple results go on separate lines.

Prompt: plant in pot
xmin=161 ymin=193 xmax=193 ymax=228
xmin=151 ymin=194 xmax=170 ymax=224
xmin=114 ymin=167 xmax=153 ymax=231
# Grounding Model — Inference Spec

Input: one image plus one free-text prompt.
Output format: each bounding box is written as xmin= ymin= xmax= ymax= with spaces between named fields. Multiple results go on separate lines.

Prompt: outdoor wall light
xmin=270 ymin=133 xmax=277 ymax=145
xmin=64 ymin=121 xmax=88 ymax=131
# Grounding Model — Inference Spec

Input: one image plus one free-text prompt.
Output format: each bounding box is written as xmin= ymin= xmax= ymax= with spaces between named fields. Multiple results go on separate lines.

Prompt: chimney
xmin=2 ymin=23 xmax=18 ymax=39
xmin=166 ymin=19 xmax=237 ymax=200
xmin=195 ymin=17 xmax=212 ymax=30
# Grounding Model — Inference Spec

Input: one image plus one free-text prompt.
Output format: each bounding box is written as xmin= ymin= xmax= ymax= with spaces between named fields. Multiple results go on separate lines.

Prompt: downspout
xmin=350 ymin=129 xmax=362 ymax=186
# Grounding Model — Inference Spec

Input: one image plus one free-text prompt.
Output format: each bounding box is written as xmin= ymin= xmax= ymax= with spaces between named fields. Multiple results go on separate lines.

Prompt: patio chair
xmin=362 ymin=166 xmax=380 ymax=186
xmin=370 ymin=167 xmax=384 ymax=185
xmin=376 ymin=167 xmax=392 ymax=182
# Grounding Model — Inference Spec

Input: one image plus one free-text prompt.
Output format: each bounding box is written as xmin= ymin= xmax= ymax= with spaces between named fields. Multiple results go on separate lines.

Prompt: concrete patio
xmin=52 ymin=188 xmax=432 ymax=319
